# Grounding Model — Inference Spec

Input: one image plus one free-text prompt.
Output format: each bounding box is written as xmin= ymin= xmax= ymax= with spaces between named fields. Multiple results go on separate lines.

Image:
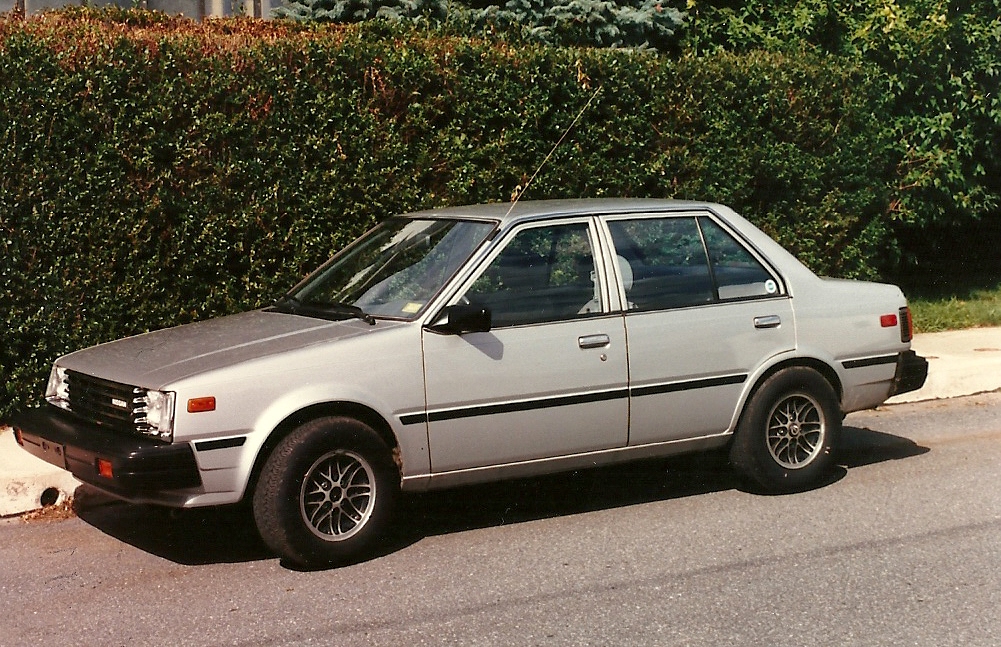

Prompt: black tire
xmin=729 ymin=367 xmax=841 ymax=492
xmin=252 ymin=416 xmax=399 ymax=568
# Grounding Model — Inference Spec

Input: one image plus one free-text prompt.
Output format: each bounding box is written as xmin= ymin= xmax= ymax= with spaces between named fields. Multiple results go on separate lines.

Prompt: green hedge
xmin=683 ymin=0 xmax=1001 ymax=269
xmin=0 ymin=8 xmax=892 ymax=417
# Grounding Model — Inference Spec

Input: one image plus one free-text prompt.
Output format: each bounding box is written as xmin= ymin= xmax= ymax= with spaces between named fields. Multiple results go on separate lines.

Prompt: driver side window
xmin=463 ymin=222 xmax=599 ymax=328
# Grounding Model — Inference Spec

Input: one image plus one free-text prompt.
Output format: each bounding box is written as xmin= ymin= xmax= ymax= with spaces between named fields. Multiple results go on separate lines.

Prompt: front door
xmin=421 ymin=219 xmax=629 ymax=473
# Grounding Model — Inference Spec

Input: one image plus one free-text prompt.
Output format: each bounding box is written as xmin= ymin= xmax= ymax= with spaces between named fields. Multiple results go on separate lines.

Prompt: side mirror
xmin=427 ymin=304 xmax=492 ymax=335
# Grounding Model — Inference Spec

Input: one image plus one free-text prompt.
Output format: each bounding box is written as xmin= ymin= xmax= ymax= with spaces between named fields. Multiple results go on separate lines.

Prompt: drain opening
xmin=39 ymin=487 xmax=60 ymax=507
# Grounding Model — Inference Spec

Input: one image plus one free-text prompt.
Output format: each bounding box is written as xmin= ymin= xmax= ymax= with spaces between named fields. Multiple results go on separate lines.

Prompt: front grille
xmin=66 ymin=370 xmax=149 ymax=435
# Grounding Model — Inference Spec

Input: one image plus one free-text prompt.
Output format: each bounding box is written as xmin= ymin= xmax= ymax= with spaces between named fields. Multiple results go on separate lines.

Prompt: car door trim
xmin=400 ymin=387 xmax=630 ymax=425
xmin=630 ymin=373 xmax=747 ymax=398
xmin=400 ymin=373 xmax=748 ymax=426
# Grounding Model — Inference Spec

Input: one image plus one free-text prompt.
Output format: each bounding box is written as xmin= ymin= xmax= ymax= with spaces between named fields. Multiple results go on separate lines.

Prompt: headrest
xmin=617 ymin=256 xmax=633 ymax=292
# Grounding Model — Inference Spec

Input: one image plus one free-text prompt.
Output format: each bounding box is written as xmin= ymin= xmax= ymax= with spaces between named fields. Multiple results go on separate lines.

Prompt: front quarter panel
xmin=167 ymin=322 xmax=427 ymax=506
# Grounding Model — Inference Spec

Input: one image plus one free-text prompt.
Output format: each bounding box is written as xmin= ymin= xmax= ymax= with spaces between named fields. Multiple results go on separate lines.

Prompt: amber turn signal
xmin=187 ymin=397 xmax=216 ymax=413
xmin=97 ymin=458 xmax=114 ymax=479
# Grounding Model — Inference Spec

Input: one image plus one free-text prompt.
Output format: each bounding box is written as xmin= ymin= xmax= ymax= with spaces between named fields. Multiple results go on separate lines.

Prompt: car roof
xmin=403 ymin=198 xmax=720 ymax=228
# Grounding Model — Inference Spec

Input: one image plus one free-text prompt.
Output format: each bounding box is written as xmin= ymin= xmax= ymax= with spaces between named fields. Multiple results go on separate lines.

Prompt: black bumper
xmin=889 ymin=350 xmax=929 ymax=397
xmin=8 ymin=407 xmax=201 ymax=496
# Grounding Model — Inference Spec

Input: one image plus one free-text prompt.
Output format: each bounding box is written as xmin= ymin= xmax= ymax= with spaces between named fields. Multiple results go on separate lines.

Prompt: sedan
xmin=10 ymin=199 xmax=928 ymax=567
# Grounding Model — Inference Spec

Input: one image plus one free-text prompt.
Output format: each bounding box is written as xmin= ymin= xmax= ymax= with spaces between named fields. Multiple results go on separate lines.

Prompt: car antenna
xmin=504 ymin=84 xmax=603 ymax=219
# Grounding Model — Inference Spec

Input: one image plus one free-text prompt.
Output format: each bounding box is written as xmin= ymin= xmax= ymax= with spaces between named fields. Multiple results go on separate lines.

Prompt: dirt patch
xmin=20 ymin=499 xmax=77 ymax=523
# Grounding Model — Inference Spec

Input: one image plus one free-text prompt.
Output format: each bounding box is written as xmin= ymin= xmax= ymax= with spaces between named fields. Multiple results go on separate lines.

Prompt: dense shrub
xmin=682 ymin=0 xmax=1001 ymax=270
xmin=0 ymin=8 xmax=891 ymax=417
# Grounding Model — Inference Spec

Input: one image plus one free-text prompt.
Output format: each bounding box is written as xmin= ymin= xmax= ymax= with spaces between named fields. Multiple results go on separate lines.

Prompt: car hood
xmin=57 ymin=310 xmax=394 ymax=389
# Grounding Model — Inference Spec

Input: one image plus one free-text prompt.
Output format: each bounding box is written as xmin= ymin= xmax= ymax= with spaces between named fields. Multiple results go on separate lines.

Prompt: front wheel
xmin=252 ymin=416 xmax=399 ymax=568
xmin=729 ymin=367 xmax=841 ymax=492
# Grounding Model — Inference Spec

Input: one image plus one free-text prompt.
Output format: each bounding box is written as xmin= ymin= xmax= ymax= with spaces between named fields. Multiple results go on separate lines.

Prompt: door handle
xmin=578 ymin=334 xmax=611 ymax=349
xmin=754 ymin=315 xmax=782 ymax=329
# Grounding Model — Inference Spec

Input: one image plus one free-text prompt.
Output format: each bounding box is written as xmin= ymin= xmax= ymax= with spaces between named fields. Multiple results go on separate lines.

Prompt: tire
xmin=729 ymin=367 xmax=841 ymax=492
xmin=252 ymin=416 xmax=399 ymax=568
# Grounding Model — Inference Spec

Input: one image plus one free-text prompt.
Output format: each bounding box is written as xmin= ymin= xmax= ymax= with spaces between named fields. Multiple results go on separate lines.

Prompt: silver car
xmin=10 ymin=199 xmax=927 ymax=567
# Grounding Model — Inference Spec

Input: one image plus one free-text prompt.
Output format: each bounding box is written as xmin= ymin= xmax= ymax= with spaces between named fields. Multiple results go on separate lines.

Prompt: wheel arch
xmin=734 ymin=357 xmax=844 ymax=440
xmin=728 ymin=360 xmax=843 ymax=491
xmin=243 ymin=401 xmax=401 ymax=504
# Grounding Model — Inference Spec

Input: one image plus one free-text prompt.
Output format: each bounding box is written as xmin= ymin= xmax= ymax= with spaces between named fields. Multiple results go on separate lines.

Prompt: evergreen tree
xmin=274 ymin=0 xmax=687 ymax=51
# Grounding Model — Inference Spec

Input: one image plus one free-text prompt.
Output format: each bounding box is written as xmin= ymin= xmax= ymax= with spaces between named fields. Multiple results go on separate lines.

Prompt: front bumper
xmin=889 ymin=350 xmax=929 ymax=397
xmin=9 ymin=407 xmax=202 ymax=497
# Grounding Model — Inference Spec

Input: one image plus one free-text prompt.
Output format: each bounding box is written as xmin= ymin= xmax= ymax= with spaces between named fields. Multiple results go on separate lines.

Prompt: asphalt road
xmin=2 ymin=393 xmax=1000 ymax=647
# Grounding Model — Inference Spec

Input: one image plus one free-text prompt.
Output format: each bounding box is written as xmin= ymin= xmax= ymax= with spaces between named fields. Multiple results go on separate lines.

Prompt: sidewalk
xmin=887 ymin=327 xmax=1001 ymax=404
xmin=3 ymin=327 xmax=1001 ymax=518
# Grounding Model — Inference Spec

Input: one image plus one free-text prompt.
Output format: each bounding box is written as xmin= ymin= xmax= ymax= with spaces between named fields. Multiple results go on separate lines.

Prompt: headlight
xmin=138 ymin=390 xmax=176 ymax=442
xmin=45 ymin=365 xmax=70 ymax=410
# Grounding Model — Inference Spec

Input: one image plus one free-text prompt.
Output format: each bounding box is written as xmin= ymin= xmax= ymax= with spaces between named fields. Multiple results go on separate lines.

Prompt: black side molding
xmin=842 ymin=355 xmax=897 ymax=370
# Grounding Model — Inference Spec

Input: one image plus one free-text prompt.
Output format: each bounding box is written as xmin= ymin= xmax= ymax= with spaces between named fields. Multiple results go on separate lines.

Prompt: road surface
xmin=2 ymin=393 xmax=1000 ymax=646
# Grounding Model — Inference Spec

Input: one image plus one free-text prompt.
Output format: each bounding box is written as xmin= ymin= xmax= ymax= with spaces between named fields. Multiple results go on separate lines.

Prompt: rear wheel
xmin=252 ymin=416 xmax=399 ymax=568
xmin=730 ymin=367 xmax=841 ymax=492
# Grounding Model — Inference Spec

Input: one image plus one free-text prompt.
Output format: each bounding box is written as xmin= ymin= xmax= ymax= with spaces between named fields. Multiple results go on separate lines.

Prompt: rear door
xmin=420 ymin=218 xmax=629 ymax=473
xmin=601 ymin=212 xmax=797 ymax=445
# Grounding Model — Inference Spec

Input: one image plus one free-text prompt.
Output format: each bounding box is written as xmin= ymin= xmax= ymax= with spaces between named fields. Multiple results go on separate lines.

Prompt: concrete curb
xmin=3 ymin=326 xmax=1000 ymax=518
xmin=0 ymin=425 xmax=81 ymax=518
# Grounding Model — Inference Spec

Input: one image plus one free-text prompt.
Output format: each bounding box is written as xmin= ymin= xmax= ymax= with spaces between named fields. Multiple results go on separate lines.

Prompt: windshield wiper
xmin=319 ymin=302 xmax=377 ymax=325
xmin=270 ymin=295 xmax=301 ymax=314
xmin=269 ymin=297 xmax=375 ymax=325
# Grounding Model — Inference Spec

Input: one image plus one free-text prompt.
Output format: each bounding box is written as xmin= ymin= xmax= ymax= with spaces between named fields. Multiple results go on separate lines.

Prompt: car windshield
xmin=280 ymin=217 xmax=496 ymax=321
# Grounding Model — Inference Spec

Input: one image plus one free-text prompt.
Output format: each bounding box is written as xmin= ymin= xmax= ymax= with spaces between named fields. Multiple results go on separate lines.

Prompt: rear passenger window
xmin=699 ymin=217 xmax=779 ymax=300
xmin=607 ymin=215 xmax=781 ymax=312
